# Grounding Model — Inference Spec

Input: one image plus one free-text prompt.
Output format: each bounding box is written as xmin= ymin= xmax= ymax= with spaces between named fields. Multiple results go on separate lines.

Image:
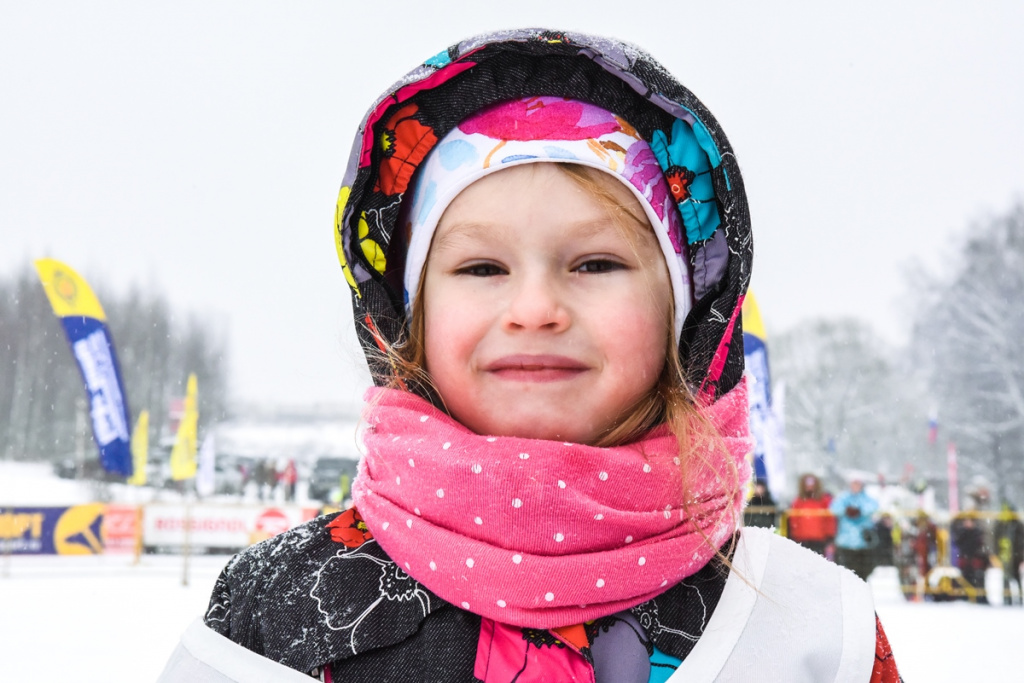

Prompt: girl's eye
xmin=575 ymin=258 xmax=625 ymax=274
xmin=456 ymin=262 xmax=507 ymax=277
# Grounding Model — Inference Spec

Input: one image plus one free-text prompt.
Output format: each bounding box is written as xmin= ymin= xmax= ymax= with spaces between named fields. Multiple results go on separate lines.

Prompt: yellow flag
xmin=33 ymin=258 xmax=107 ymax=320
xmin=741 ymin=290 xmax=766 ymax=341
xmin=127 ymin=410 xmax=149 ymax=486
xmin=170 ymin=374 xmax=198 ymax=481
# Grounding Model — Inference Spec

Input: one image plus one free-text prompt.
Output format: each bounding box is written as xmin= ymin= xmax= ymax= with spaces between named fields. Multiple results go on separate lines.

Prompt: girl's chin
xmin=467 ymin=413 xmax=602 ymax=444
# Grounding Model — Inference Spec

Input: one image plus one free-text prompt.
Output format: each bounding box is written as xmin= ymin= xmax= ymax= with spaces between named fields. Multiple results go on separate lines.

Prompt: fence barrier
xmin=4 ymin=503 xmax=1021 ymax=604
xmin=0 ymin=503 xmax=331 ymax=558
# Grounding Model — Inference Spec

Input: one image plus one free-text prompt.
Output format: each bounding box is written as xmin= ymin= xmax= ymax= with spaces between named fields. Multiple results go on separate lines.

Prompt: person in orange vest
xmin=787 ymin=473 xmax=837 ymax=557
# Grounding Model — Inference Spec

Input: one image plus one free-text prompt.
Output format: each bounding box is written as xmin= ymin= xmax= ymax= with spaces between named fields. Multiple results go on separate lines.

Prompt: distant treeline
xmin=0 ymin=267 xmax=228 ymax=462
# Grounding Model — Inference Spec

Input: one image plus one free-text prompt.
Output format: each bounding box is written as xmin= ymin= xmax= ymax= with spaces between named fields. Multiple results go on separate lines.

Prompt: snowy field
xmin=2 ymin=461 xmax=1023 ymax=680
xmin=0 ymin=553 xmax=1021 ymax=681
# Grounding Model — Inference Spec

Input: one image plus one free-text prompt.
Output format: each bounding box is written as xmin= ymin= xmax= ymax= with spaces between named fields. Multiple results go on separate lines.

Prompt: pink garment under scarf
xmin=351 ymin=381 xmax=753 ymax=629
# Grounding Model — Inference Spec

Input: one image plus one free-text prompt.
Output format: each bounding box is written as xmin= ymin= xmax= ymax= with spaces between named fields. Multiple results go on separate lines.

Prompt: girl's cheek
xmin=426 ymin=306 xmax=482 ymax=356
xmin=609 ymin=312 xmax=661 ymax=351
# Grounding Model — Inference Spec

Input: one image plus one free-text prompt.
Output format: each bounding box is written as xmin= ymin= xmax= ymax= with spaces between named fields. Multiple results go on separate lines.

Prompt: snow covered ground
xmin=0 ymin=552 xmax=1020 ymax=682
xmin=3 ymin=461 xmax=1023 ymax=680
xmin=0 ymin=553 xmax=226 ymax=681
xmin=874 ymin=596 xmax=1024 ymax=681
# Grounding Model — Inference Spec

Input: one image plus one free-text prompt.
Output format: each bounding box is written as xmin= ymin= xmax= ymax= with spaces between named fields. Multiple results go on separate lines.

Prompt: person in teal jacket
xmin=830 ymin=479 xmax=880 ymax=580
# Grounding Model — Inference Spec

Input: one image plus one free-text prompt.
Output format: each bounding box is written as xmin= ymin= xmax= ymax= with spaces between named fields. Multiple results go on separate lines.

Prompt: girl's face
xmin=421 ymin=164 xmax=671 ymax=444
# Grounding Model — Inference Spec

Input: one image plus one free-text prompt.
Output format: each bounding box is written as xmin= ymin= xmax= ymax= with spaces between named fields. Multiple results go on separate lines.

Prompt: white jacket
xmin=159 ymin=528 xmax=877 ymax=682
xmin=668 ymin=527 xmax=877 ymax=682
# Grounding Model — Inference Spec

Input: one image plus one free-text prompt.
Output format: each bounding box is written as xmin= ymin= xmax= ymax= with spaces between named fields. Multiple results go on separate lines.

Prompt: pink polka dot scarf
xmin=352 ymin=380 xmax=753 ymax=629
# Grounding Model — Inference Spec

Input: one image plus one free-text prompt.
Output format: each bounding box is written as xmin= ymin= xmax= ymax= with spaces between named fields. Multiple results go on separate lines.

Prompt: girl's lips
xmin=484 ymin=355 xmax=589 ymax=382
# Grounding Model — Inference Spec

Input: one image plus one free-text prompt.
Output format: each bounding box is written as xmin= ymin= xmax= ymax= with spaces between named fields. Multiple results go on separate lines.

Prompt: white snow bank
xmin=0 ymin=554 xmax=227 ymax=681
xmin=0 ymin=552 xmax=1022 ymax=682
xmin=875 ymin=600 xmax=1024 ymax=682
xmin=0 ymin=461 xmax=96 ymax=505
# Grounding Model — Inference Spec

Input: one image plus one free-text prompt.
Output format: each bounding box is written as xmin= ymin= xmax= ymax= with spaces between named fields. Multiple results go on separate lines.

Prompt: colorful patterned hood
xmin=334 ymin=28 xmax=752 ymax=402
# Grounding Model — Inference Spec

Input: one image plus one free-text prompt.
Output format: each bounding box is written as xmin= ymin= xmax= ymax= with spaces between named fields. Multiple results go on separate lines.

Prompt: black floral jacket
xmin=204 ymin=509 xmax=728 ymax=680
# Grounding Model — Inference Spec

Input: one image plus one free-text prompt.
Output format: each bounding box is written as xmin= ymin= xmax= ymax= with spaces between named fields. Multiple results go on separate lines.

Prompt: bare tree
xmin=0 ymin=269 xmax=81 ymax=460
xmin=772 ymin=318 xmax=930 ymax=490
xmin=912 ymin=203 xmax=1024 ymax=505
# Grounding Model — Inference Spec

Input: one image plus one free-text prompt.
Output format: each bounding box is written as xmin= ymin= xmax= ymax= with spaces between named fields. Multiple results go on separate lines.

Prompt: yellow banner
xmin=741 ymin=289 xmax=766 ymax=341
xmin=127 ymin=410 xmax=149 ymax=486
xmin=33 ymin=258 xmax=107 ymax=320
xmin=170 ymin=374 xmax=198 ymax=481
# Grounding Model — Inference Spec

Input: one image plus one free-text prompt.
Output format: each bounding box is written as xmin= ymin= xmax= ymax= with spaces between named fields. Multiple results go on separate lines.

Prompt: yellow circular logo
xmin=53 ymin=270 xmax=78 ymax=304
xmin=54 ymin=504 xmax=105 ymax=555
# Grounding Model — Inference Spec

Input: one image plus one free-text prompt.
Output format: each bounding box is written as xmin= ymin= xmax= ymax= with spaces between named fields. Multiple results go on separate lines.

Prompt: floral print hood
xmin=334 ymin=28 xmax=753 ymax=402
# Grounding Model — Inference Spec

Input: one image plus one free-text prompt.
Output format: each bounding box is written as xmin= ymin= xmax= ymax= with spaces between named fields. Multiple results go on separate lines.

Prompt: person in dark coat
xmin=951 ymin=513 xmax=991 ymax=604
xmin=252 ymin=459 xmax=266 ymax=501
xmin=872 ymin=513 xmax=896 ymax=569
xmin=743 ymin=479 xmax=778 ymax=529
xmin=261 ymin=459 xmax=278 ymax=502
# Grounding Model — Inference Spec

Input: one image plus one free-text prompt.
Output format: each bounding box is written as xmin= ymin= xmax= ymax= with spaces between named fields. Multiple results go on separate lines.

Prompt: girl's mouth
xmin=484 ymin=354 xmax=589 ymax=382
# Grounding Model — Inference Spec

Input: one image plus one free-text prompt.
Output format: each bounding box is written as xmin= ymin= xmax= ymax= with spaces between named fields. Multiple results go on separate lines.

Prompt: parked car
xmin=213 ymin=458 xmax=245 ymax=495
xmin=51 ymin=457 xmax=126 ymax=482
xmin=308 ymin=456 xmax=359 ymax=503
xmin=53 ymin=457 xmax=78 ymax=480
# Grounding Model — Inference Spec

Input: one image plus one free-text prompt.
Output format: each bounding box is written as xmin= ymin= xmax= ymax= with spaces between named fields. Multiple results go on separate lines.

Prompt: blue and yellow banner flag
xmin=170 ymin=374 xmax=198 ymax=481
xmin=742 ymin=291 xmax=786 ymax=498
xmin=34 ymin=259 xmax=133 ymax=476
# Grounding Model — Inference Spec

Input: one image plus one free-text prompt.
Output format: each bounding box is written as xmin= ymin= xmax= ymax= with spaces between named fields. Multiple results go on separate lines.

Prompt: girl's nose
xmin=501 ymin=273 xmax=570 ymax=332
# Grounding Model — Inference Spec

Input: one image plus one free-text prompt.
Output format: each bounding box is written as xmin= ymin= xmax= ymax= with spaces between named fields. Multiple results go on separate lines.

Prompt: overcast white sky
xmin=3 ymin=2 xmax=1022 ymax=408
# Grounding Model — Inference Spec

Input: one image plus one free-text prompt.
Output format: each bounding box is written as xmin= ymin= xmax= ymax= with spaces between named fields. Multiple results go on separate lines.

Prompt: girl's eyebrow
xmin=433 ymin=217 xmax=624 ymax=252
xmin=431 ymin=221 xmax=514 ymax=252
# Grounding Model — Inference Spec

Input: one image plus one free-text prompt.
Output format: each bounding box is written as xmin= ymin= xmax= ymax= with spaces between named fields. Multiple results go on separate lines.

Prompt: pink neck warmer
xmin=352 ymin=381 xmax=752 ymax=629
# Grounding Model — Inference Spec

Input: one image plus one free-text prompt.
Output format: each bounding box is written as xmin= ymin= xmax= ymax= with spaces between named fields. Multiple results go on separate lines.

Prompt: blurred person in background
xmin=743 ymin=479 xmax=778 ymax=529
xmin=872 ymin=512 xmax=896 ymax=569
xmin=994 ymin=503 xmax=1024 ymax=606
xmin=280 ymin=458 xmax=299 ymax=503
xmin=951 ymin=512 xmax=991 ymax=604
xmin=910 ymin=511 xmax=938 ymax=600
xmin=261 ymin=458 xmax=279 ymax=502
xmin=787 ymin=473 xmax=837 ymax=557
xmin=253 ymin=459 xmax=268 ymax=501
xmin=830 ymin=478 xmax=879 ymax=580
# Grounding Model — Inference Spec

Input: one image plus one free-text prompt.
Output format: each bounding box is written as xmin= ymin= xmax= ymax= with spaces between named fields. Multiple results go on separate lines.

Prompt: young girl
xmin=160 ymin=29 xmax=901 ymax=682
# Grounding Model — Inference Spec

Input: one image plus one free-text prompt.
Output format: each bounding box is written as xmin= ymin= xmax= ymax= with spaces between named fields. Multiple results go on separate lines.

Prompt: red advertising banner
xmin=141 ymin=504 xmax=320 ymax=551
xmin=101 ymin=504 xmax=140 ymax=554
